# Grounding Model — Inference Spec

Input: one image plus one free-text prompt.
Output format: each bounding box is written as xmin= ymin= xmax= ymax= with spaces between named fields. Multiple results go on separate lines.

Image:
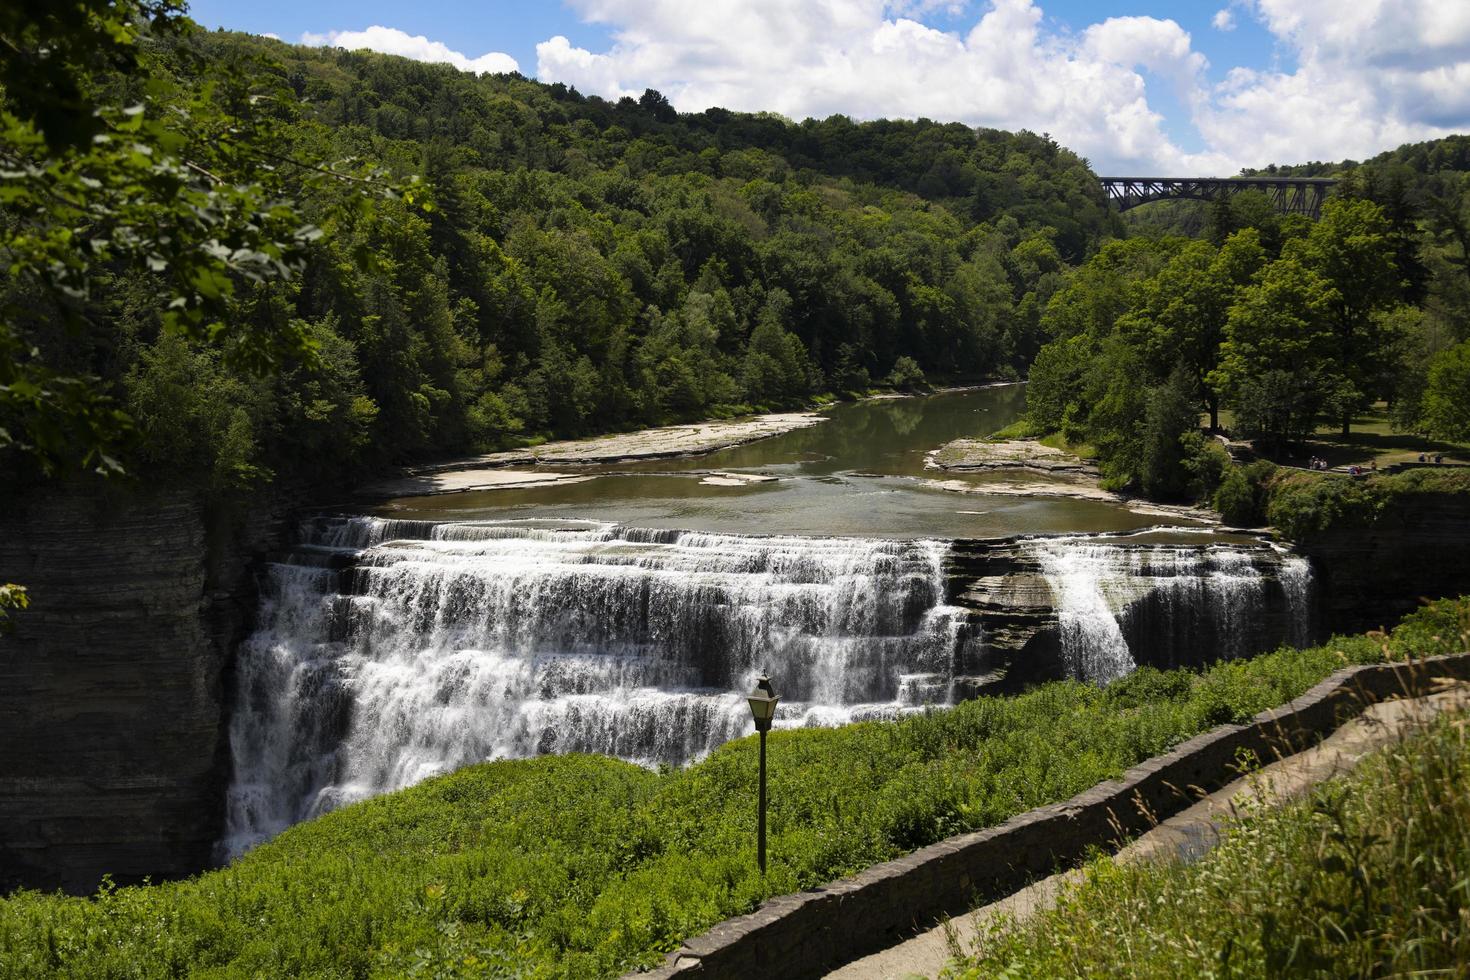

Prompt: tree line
xmin=7 ymin=5 xmax=1466 ymax=513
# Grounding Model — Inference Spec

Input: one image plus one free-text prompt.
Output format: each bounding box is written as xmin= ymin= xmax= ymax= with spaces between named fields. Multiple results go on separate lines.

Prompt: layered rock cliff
xmin=0 ymin=486 xmax=284 ymax=894
xmin=947 ymin=535 xmax=1314 ymax=691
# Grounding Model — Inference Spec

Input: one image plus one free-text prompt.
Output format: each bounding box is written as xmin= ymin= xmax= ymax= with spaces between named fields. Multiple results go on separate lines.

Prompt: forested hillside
xmin=1 ymin=15 xmax=1114 ymax=497
xmin=1024 ymin=134 xmax=1470 ymax=504
xmin=13 ymin=7 xmax=1463 ymax=514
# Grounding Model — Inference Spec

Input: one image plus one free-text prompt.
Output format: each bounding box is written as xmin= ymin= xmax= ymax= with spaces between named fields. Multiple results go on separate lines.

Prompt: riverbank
xmin=924 ymin=437 xmax=1217 ymax=523
xmin=359 ymin=384 xmax=1018 ymax=500
xmin=354 ymin=385 xmax=1222 ymax=539
xmin=358 ymin=411 xmax=828 ymax=498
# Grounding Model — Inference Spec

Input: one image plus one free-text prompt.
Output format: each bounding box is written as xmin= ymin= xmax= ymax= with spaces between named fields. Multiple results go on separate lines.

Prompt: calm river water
xmin=377 ymin=385 xmax=1211 ymax=539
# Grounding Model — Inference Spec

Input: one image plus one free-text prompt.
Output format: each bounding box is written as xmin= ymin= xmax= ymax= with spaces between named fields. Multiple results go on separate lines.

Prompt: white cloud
xmin=1082 ymin=15 xmax=1207 ymax=95
xmin=886 ymin=0 xmax=969 ymax=17
xmin=292 ymin=1 xmax=1470 ymax=175
xmin=300 ymin=25 xmax=518 ymax=75
xmin=1196 ymin=0 xmax=1470 ymax=168
xmin=535 ymin=0 xmax=1229 ymax=174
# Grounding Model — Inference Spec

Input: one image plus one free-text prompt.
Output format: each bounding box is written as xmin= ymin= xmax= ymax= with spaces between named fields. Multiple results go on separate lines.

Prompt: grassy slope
xmin=2 ymin=602 xmax=1468 ymax=978
xmin=945 ymin=695 xmax=1470 ymax=977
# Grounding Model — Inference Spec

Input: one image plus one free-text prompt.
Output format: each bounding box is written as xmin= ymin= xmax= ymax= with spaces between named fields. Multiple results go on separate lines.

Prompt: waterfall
xmin=1029 ymin=541 xmax=1138 ymax=684
xmin=1025 ymin=537 xmax=1315 ymax=684
xmin=1276 ymin=550 xmax=1316 ymax=646
xmin=223 ymin=518 xmax=974 ymax=858
xmin=224 ymin=519 xmax=1318 ymax=858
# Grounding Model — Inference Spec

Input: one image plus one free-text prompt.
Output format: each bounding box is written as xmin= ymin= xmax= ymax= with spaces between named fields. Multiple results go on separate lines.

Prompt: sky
xmin=185 ymin=0 xmax=1470 ymax=176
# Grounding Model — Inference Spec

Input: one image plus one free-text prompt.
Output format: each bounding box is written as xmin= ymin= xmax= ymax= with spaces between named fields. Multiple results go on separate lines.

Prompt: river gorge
xmin=5 ymin=385 xmax=1465 ymax=891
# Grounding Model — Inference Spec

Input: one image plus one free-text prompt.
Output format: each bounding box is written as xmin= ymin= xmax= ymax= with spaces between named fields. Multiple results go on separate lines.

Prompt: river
xmin=373 ymin=385 xmax=1203 ymax=538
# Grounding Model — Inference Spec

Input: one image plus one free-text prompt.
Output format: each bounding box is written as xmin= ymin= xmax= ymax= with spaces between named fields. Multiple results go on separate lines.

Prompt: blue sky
xmin=187 ymin=1 xmax=616 ymax=82
xmin=184 ymin=1 xmax=1469 ymax=175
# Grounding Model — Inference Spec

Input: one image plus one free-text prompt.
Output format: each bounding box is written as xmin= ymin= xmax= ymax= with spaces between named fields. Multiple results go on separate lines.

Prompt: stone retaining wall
xmin=634 ymin=653 xmax=1470 ymax=979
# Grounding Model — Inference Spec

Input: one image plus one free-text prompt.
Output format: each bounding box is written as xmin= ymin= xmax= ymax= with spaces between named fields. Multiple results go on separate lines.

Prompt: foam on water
xmin=222 ymin=518 xmax=972 ymax=857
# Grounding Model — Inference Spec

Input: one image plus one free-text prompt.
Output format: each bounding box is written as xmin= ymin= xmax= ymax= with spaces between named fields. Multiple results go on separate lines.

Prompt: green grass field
xmin=2 ymin=602 xmax=1467 ymax=978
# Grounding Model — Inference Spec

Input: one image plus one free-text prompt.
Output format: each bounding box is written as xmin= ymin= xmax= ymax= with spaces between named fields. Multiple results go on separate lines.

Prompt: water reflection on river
xmin=377 ymin=385 xmax=1210 ymax=539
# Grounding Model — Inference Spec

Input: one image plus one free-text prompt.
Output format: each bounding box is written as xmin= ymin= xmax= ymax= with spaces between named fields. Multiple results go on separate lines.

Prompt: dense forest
xmin=1 ymin=6 xmax=1114 ymax=499
xmin=1026 ymin=138 xmax=1470 ymax=506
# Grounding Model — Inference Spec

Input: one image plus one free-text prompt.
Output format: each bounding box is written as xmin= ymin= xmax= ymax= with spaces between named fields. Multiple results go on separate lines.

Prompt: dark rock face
xmin=1299 ymin=493 xmax=1470 ymax=636
xmin=0 ymin=486 xmax=283 ymax=894
xmin=946 ymin=536 xmax=1313 ymax=692
xmin=945 ymin=541 xmax=1061 ymax=692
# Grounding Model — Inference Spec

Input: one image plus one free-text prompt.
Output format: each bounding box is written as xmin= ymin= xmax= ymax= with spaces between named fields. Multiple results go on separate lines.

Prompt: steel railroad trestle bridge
xmin=1099 ymin=176 xmax=1337 ymax=218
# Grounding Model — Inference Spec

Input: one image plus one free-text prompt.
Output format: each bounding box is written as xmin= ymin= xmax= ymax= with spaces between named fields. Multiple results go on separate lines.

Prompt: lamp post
xmin=746 ymin=672 xmax=780 ymax=874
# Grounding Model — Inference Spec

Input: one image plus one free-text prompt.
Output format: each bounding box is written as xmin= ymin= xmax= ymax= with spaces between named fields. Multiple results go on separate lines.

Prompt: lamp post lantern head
xmin=746 ymin=672 xmax=780 ymax=733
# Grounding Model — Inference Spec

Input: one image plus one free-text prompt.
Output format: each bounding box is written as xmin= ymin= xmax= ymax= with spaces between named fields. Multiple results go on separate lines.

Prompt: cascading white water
xmin=1276 ymin=550 xmax=1316 ymax=646
xmin=1029 ymin=541 xmax=1139 ymax=683
xmin=222 ymin=518 xmax=973 ymax=858
xmin=223 ymin=520 xmax=1317 ymax=858
xmin=1026 ymin=537 xmax=1315 ymax=684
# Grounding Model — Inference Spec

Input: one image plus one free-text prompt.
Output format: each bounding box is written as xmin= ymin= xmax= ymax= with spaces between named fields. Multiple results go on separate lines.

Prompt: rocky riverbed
xmin=359 ymin=412 xmax=826 ymax=498
xmin=925 ymin=437 xmax=1099 ymax=475
xmin=924 ymin=438 xmax=1216 ymax=523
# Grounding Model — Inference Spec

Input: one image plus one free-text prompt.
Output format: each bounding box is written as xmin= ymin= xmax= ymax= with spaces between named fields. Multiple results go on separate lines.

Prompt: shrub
xmin=885 ymin=355 xmax=927 ymax=391
xmin=1213 ymin=460 xmax=1278 ymax=526
xmin=1214 ymin=466 xmax=1256 ymax=525
xmin=1137 ymin=367 xmax=1200 ymax=500
xmin=1181 ymin=434 xmax=1230 ymax=503
xmin=1421 ymin=338 xmax=1470 ymax=440
xmin=1263 ymin=468 xmax=1470 ymax=539
xmin=1265 ymin=471 xmax=1379 ymax=538
xmin=988 ymin=418 xmax=1043 ymax=440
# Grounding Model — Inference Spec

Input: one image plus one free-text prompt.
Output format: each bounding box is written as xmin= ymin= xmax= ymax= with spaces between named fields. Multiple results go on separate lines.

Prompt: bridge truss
xmin=1100 ymin=176 xmax=1337 ymax=218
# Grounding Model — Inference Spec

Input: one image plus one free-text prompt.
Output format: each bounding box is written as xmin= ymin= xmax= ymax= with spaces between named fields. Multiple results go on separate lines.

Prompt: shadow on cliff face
xmin=0 ymin=484 xmax=292 ymax=895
